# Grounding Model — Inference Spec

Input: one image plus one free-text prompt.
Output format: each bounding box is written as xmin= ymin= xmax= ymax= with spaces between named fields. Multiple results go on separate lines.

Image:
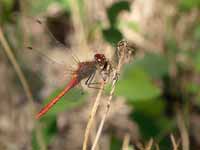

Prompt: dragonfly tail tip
xmin=35 ymin=114 xmax=41 ymax=119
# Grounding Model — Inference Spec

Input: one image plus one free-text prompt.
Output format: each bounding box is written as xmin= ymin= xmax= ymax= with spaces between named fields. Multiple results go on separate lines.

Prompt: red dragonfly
xmin=35 ymin=53 xmax=112 ymax=119
xmin=22 ymin=16 xmax=112 ymax=119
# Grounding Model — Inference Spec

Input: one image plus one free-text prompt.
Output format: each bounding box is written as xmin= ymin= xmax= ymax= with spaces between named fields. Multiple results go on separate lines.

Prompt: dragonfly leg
xmin=85 ymin=72 xmax=103 ymax=89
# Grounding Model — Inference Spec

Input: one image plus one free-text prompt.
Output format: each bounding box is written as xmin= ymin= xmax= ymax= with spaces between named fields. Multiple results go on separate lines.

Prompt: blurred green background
xmin=0 ymin=0 xmax=200 ymax=150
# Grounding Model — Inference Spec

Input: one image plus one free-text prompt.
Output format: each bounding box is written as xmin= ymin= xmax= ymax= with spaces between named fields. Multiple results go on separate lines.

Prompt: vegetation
xmin=0 ymin=0 xmax=200 ymax=150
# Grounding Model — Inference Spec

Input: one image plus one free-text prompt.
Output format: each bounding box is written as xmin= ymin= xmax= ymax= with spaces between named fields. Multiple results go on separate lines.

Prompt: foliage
xmin=1 ymin=0 xmax=200 ymax=149
xmin=103 ymin=1 xmax=130 ymax=44
xmin=40 ymin=87 xmax=86 ymax=117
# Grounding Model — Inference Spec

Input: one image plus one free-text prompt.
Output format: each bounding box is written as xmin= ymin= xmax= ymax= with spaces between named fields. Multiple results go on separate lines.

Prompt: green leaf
xmin=102 ymin=27 xmax=123 ymax=44
xmin=110 ymin=136 xmax=122 ymax=150
xmin=132 ymin=111 xmax=160 ymax=139
xmin=32 ymin=117 xmax=58 ymax=148
xmin=107 ymin=1 xmax=130 ymax=26
xmin=115 ymin=66 xmax=161 ymax=100
xmin=133 ymin=53 xmax=169 ymax=79
xmin=131 ymin=111 xmax=175 ymax=140
xmin=32 ymin=130 xmax=40 ymax=150
xmin=129 ymin=98 xmax=166 ymax=117
xmin=2 ymin=0 xmax=13 ymax=9
xmin=0 ymin=0 xmax=14 ymax=23
xmin=41 ymin=87 xmax=87 ymax=117
xmin=179 ymin=0 xmax=200 ymax=12
xmin=40 ymin=116 xmax=58 ymax=144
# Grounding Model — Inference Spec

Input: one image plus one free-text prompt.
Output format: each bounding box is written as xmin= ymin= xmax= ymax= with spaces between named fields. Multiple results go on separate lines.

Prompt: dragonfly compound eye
xmin=94 ymin=53 xmax=106 ymax=65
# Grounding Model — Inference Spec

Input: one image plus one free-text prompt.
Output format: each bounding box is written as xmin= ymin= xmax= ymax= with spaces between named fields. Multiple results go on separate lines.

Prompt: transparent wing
xmin=18 ymin=15 xmax=80 ymax=89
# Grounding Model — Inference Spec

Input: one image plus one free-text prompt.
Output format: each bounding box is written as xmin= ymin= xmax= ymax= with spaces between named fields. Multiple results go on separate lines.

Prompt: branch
xmin=82 ymin=81 xmax=106 ymax=150
xmin=91 ymin=40 xmax=133 ymax=150
xmin=0 ymin=26 xmax=46 ymax=150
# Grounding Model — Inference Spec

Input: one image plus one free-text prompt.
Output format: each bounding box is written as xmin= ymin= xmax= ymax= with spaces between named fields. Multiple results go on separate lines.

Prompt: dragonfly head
xmin=94 ymin=53 xmax=112 ymax=81
xmin=94 ymin=53 xmax=107 ymax=68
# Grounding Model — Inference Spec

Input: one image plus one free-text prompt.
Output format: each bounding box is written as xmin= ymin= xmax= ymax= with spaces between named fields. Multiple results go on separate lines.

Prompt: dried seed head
xmin=117 ymin=40 xmax=137 ymax=62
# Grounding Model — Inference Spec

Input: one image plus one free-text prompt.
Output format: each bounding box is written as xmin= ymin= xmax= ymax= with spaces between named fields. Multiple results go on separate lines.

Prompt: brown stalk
xmin=82 ymin=80 xmax=106 ymax=150
xmin=91 ymin=41 xmax=129 ymax=150
xmin=176 ymin=108 xmax=189 ymax=150
xmin=0 ymin=27 xmax=46 ymax=150
xmin=145 ymin=138 xmax=154 ymax=150
xmin=122 ymin=133 xmax=131 ymax=150
xmin=170 ymin=134 xmax=180 ymax=150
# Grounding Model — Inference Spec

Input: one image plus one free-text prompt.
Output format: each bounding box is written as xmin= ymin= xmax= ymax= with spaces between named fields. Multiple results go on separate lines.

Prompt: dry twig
xmin=91 ymin=40 xmax=133 ymax=150
xmin=170 ymin=134 xmax=180 ymax=150
xmin=122 ymin=133 xmax=131 ymax=150
xmin=0 ymin=27 xmax=46 ymax=150
xmin=145 ymin=138 xmax=154 ymax=150
xmin=82 ymin=81 xmax=106 ymax=150
xmin=176 ymin=108 xmax=189 ymax=150
xmin=155 ymin=143 xmax=160 ymax=150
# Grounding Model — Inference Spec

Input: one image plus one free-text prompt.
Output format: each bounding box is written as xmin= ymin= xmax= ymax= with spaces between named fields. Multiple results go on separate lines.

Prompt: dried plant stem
xmin=91 ymin=43 xmax=127 ymax=150
xmin=176 ymin=108 xmax=189 ymax=150
xmin=122 ymin=133 xmax=130 ymax=150
xmin=155 ymin=143 xmax=160 ymax=150
xmin=0 ymin=27 xmax=33 ymax=105
xmin=145 ymin=138 xmax=154 ymax=150
xmin=170 ymin=134 xmax=180 ymax=150
xmin=82 ymin=81 xmax=105 ymax=150
xmin=0 ymin=27 xmax=46 ymax=150
xmin=69 ymin=0 xmax=88 ymax=51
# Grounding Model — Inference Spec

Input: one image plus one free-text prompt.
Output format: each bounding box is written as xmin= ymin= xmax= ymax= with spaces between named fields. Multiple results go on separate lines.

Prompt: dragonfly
xmin=20 ymin=15 xmax=114 ymax=119
xmin=35 ymin=53 xmax=112 ymax=119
